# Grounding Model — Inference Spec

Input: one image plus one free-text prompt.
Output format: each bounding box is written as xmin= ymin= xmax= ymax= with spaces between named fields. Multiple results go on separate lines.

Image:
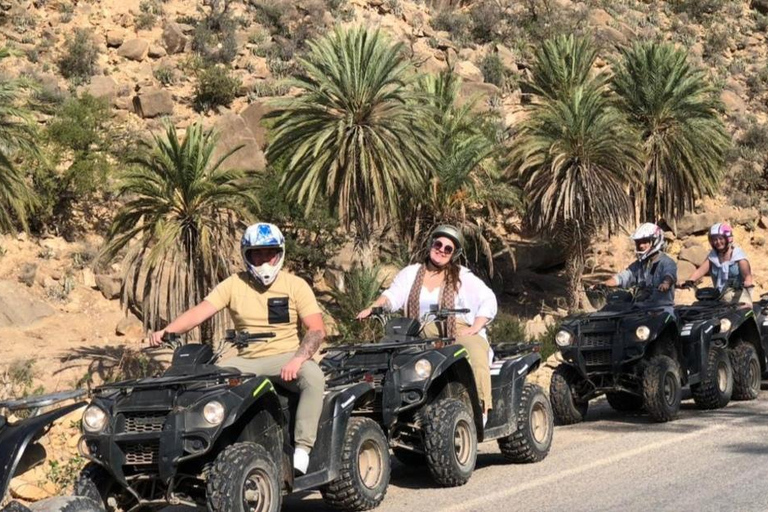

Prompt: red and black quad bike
xmin=0 ymin=389 xmax=102 ymax=512
xmin=75 ymin=330 xmax=390 ymax=512
xmin=321 ymin=305 xmax=553 ymax=489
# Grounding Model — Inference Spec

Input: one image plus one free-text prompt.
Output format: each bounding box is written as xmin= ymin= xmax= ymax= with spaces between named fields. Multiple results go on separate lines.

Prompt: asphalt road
xmin=283 ymin=384 xmax=768 ymax=512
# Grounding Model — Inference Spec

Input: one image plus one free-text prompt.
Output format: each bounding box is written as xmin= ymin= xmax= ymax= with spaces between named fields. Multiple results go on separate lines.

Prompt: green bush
xmin=32 ymin=94 xmax=114 ymax=233
xmin=329 ymin=266 xmax=386 ymax=344
xmin=534 ymin=321 xmax=560 ymax=361
xmin=192 ymin=18 xmax=238 ymax=64
xmin=255 ymin=170 xmax=344 ymax=280
xmin=480 ymin=53 xmax=508 ymax=88
xmin=193 ymin=66 xmax=241 ymax=112
xmin=154 ymin=65 xmax=177 ymax=86
xmin=135 ymin=0 xmax=162 ymax=29
xmin=470 ymin=1 xmax=502 ymax=43
xmin=487 ymin=313 xmax=527 ymax=343
xmin=432 ymin=9 xmax=472 ymax=46
xmin=672 ymin=0 xmax=733 ymax=22
xmin=58 ymin=29 xmax=100 ymax=83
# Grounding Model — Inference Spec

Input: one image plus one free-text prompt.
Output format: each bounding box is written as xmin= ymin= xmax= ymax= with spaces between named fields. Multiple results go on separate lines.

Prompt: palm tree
xmin=265 ymin=26 xmax=436 ymax=265
xmin=0 ymin=47 xmax=39 ymax=232
xmin=611 ymin=42 xmax=731 ymax=223
xmin=405 ymin=68 xmax=518 ymax=273
xmin=510 ymin=80 xmax=642 ymax=310
xmin=527 ymin=34 xmax=601 ymax=101
xmin=101 ymin=122 xmax=258 ymax=340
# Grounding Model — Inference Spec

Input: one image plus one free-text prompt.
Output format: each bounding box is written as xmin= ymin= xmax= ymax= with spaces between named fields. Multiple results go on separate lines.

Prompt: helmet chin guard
xmin=631 ymin=223 xmax=665 ymax=262
xmin=241 ymin=223 xmax=285 ymax=286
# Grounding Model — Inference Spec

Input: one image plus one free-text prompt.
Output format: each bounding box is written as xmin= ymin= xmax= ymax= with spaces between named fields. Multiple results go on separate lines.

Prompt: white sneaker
xmin=293 ymin=447 xmax=310 ymax=474
xmin=482 ymin=412 xmax=488 ymax=428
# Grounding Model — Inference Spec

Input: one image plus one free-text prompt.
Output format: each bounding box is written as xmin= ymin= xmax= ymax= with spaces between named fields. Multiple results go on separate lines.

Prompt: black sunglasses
xmin=431 ymin=240 xmax=455 ymax=255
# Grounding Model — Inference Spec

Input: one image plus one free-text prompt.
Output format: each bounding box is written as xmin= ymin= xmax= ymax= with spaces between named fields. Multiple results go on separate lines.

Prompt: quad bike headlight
xmin=720 ymin=318 xmax=732 ymax=333
xmin=635 ymin=325 xmax=651 ymax=341
xmin=414 ymin=359 xmax=433 ymax=380
xmin=82 ymin=405 xmax=107 ymax=433
xmin=203 ymin=400 xmax=226 ymax=425
xmin=555 ymin=330 xmax=573 ymax=347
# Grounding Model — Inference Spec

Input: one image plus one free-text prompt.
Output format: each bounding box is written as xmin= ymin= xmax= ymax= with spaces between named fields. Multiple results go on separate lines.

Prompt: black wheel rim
xmin=748 ymin=358 xmax=761 ymax=393
xmin=663 ymin=372 xmax=677 ymax=406
xmin=242 ymin=467 xmax=273 ymax=512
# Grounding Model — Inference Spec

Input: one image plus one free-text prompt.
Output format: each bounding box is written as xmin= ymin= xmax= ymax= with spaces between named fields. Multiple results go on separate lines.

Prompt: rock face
xmin=677 ymin=259 xmax=697 ymax=282
xmin=0 ymin=280 xmax=55 ymax=327
xmin=211 ymin=113 xmax=266 ymax=172
xmin=678 ymin=245 xmax=709 ymax=266
xmin=676 ymin=212 xmax=720 ymax=237
xmin=162 ymin=23 xmax=187 ymax=54
xmin=106 ymin=29 xmax=125 ymax=47
xmin=95 ymin=274 xmax=122 ymax=300
xmin=133 ymin=88 xmax=174 ymax=118
xmin=721 ymin=89 xmax=747 ymax=115
xmin=118 ymin=39 xmax=150 ymax=61
xmin=455 ymin=60 xmax=484 ymax=82
xmin=240 ymin=101 xmax=273 ymax=149
xmin=81 ymin=75 xmax=117 ymax=100
xmin=116 ymin=314 xmax=144 ymax=337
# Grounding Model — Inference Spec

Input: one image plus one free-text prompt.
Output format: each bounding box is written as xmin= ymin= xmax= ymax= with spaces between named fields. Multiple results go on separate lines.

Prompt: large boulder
xmin=677 ymin=260 xmax=697 ymax=282
xmin=211 ymin=113 xmax=266 ymax=171
xmin=455 ymin=60 xmax=484 ymax=83
xmin=240 ymin=101 xmax=273 ymax=149
xmin=162 ymin=23 xmax=188 ymax=54
xmin=721 ymin=89 xmax=747 ymax=115
xmin=106 ymin=29 xmax=126 ymax=48
xmin=80 ymin=75 xmax=117 ymax=100
xmin=118 ymin=39 xmax=150 ymax=62
xmin=95 ymin=274 xmax=122 ymax=300
xmin=676 ymin=212 xmax=720 ymax=237
xmin=116 ymin=314 xmax=144 ymax=337
xmin=678 ymin=245 xmax=709 ymax=266
xmin=0 ymin=280 xmax=55 ymax=327
xmin=133 ymin=88 xmax=174 ymax=118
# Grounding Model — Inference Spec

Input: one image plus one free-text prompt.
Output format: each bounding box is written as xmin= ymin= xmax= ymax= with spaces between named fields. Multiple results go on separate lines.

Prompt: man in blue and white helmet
xmin=599 ymin=222 xmax=678 ymax=305
xmin=150 ymin=223 xmax=326 ymax=474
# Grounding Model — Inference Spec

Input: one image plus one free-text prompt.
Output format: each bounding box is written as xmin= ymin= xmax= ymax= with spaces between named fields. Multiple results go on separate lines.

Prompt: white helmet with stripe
xmin=631 ymin=222 xmax=665 ymax=262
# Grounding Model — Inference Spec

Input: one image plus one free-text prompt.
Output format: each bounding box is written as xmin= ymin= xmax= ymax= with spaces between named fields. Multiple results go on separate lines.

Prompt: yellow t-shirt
xmin=204 ymin=271 xmax=322 ymax=358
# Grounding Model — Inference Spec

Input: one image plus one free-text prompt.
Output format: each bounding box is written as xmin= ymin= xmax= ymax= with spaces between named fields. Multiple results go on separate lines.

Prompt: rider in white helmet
xmin=682 ymin=222 xmax=754 ymax=304
xmin=150 ymin=223 xmax=326 ymax=474
xmin=598 ymin=222 xmax=678 ymax=305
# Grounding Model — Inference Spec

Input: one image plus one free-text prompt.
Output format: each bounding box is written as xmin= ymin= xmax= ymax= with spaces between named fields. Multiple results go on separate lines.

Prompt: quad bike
xmin=75 ymin=330 xmax=390 ymax=512
xmin=552 ymin=284 xmax=733 ymax=425
xmin=680 ymin=280 xmax=766 ymax=401
xmin=322 ymin=305 xmax=553 ymax=488
xmin=0 ymin=390 xmax=102 ymax=512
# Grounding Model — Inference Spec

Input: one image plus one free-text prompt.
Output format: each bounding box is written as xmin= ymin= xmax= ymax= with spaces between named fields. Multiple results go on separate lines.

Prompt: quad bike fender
xmin=383 ymin=346 xmax=482 ymax=434
xmin=484 ymin=353 xmax=542 ymax=440
xmin=724 ymin=312 xmax=766 ymax=372
xmin=0 ymin=402 xmax=86 ymax=501
xmin=292 ymin=382 xmax=375 ymax=492
xmin=679 ymin=319 xmax=719 ymax=386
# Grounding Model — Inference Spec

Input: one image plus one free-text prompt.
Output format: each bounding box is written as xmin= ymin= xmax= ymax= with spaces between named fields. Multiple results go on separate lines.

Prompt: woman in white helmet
xmin=149 ymin=222 xmax=326 ymax=474
xmin=357 ymin=224 xmax=497 ymax=423
xmin=598 ymin=222 xmax=678 ymax=305
xmin=683 ymin=222 xmax=753 ymax=304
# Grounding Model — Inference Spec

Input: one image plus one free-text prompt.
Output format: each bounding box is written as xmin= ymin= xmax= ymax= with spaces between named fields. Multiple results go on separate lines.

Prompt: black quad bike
xmin=679 ymin=281 xmax=766 ymax=402
xmin=321 ymin=306 xmax=553 ymax=488
xmin=0 ymin=389 xmax=102 ymax=512
xmin=75 ymin=330 xmax=390 ymax=512
xmin=551 ymin=285 xmax=734 ymax=425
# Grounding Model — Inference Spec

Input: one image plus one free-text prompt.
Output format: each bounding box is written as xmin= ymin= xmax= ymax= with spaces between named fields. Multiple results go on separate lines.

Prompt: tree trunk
xmin=565 ymin=247 xmax=585 ymax=312
xmin=355 ymin=220 xmax=384 ymax=268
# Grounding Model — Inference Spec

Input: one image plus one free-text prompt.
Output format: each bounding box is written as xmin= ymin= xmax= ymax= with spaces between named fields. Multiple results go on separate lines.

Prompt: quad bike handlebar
xmin=0 ymin=389 xmax=86 ymax=415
